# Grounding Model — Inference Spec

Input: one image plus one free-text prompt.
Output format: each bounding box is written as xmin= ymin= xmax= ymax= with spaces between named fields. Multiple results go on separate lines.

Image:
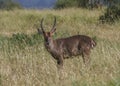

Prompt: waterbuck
xmin=37 ymin=17 xmax=96 ymax=69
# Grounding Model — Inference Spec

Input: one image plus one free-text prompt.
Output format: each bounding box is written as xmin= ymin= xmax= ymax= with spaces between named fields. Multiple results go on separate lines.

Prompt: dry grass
xmin=0 ymin=8 xmax=120 ymax=86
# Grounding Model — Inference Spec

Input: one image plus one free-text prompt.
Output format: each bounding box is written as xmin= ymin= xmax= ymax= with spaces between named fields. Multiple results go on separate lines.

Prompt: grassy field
xmin=0 ymin=8 xmax=120 ymax=86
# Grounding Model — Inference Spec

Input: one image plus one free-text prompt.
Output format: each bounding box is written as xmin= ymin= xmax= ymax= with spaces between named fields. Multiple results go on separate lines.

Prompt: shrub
xmin=54 ymin=0 xmax=103 ymax=9
xmin=54 ymin=0 xmax=89 ymax=9
xmin=99 ymin=4 xmax=120 ymax=23
xmin=54 ymin=0 xmax=78 ymax=9
xmin=0 ymin=0 xmax=22 ymax=10
xmin=9 ymin=33 xmax=42 ymax=49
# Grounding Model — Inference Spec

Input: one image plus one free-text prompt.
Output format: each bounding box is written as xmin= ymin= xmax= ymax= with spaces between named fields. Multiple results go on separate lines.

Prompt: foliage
xmin=54 ymin=0 xmax=78 ymax=9
xmin=0 ymin=33 xmax=43 ymax=50
xmin=77 ymin=0 xmax=88 ymax=8
xmin=0 ymin=0 xmax=22 ymax=10
xmin=54 ymin=0 xmax=89 ymax=9
xmin=99 ymin=4 xmax=120 ymax=23
xmin=9 ymin=33 xmax=42 ymax=49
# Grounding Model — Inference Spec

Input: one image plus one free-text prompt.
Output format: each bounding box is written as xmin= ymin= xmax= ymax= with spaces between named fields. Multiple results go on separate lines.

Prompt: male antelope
xmin=37 ymin=17 xmax=96 ymax=69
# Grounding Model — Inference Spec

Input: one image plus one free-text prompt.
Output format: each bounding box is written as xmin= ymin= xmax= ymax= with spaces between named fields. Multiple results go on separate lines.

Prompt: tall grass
xmin=0 ymin=8 xmax=120 ymax=86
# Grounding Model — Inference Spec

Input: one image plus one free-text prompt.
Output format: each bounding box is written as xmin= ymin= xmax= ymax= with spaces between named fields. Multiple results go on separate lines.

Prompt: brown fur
xmin=37 ymin=17 xmax=96 ymax=69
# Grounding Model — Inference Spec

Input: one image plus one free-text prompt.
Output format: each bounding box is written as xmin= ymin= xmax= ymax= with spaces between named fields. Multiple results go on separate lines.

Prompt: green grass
xmin=0 ymin=8 xmax=120 ymax=86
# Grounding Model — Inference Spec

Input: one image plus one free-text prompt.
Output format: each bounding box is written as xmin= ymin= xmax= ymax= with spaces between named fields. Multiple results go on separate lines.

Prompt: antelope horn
xmin=51 ymin=16 xmax=56 ymax=33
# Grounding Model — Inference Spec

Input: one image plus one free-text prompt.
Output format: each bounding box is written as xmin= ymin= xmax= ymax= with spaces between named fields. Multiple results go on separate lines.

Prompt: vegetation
xmin=0 ymin=0 xmax=22 ymax=10
xmin=0 ymin=8 xmax=120 ymax=86
xmin=99 ymin=3 xmax=120 ymax=23
xmin=54 ymin=0 xmax=89 ymax=9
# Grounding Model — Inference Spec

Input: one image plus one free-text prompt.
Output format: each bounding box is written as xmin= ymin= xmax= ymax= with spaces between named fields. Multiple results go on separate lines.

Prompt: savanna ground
xmin=0 ymin=8 xmax=120 ymax=86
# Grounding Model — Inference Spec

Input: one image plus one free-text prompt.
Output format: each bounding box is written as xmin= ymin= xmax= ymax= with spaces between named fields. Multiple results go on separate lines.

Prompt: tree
xmin=54 ymin=0 xmax=106 ymax=9
xmin=99 ymin=0 xmax=120 ymax=23
xmin=54 ymin=0 xmax=78 ymax=9
xmin=0 ymin=0 xmax=22 ymax=10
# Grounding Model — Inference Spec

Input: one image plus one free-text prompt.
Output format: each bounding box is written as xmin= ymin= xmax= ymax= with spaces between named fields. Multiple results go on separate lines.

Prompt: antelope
xmin=37 ymin=17 xmax=96 ymax=69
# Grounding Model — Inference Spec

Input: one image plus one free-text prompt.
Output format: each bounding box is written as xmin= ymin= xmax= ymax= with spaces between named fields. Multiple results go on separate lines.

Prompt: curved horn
xmin=37 ymin=18 xmax=45 ymax=34
xmin=51 ymin=16 xmax=56 ymax=33
xmin=40 ymin=18 xmax=44 ymax=32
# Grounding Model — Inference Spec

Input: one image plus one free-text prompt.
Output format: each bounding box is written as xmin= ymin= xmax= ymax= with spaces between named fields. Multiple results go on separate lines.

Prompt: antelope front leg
xmin=57 ymin=56 xmax=65 ymax=80
xmin=82 ymin=52 xmax=90 ymax=66
xmin=57 ymin=56 xmax=64 ymax=70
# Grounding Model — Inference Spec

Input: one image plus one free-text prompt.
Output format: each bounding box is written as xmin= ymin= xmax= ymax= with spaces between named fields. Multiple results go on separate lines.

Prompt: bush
xmin=54 ymin=0 xmax=103 ymax=9
xmin=0 ymin=0 xmax=22 ymax=10
xmin=77 ymin=0 xmax=88 ymax=8
xmin=0 ymin=33 xmax=43 ymax=50
xmin=9 ymin=33 xmax=42 ymax=49
xmin=99 ymin=4 xmax=120 ymax=23
xmin=54 ymin=0 xmax=90 ymax=9
xmin=54 ymin=0 xmax=78 ymax=9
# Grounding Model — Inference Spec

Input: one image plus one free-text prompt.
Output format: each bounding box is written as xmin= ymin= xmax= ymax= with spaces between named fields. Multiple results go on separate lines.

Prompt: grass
xmin=0 ymin=8 xmax=120 ymax=86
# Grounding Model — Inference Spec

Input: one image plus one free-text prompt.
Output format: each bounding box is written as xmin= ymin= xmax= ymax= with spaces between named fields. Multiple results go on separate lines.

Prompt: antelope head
xmin=37 ymin=17 xmax=56 ymax=45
